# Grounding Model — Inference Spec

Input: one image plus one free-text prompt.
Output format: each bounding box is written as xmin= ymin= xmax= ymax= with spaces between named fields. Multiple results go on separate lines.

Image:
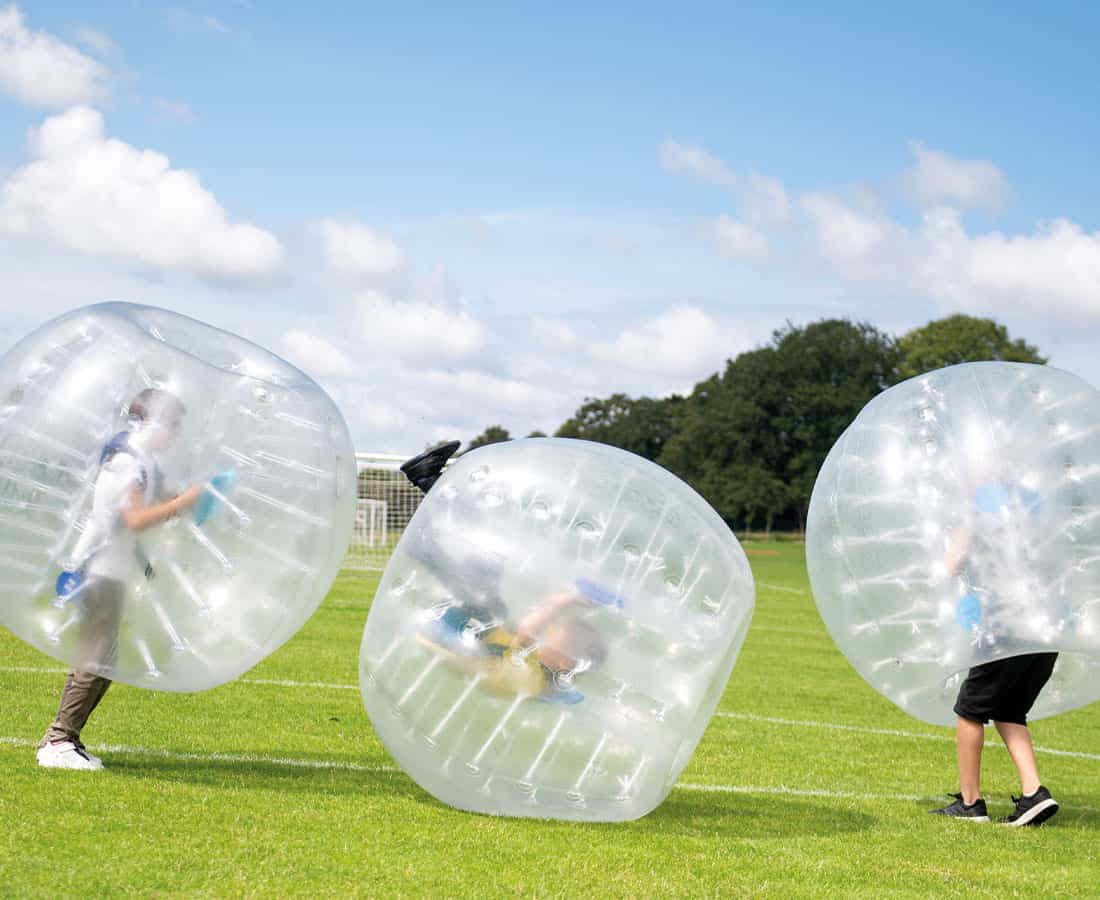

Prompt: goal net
xmin=345 ymin=452 xmax=429 ymax=571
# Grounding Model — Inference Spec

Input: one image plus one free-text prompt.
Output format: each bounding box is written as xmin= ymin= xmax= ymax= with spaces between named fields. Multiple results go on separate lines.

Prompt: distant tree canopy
xmin=555 ymin=393 xmax=684 ymax=461
xmin=659 ymin=319 xmax=899 ymax=531
xmin=897 ymin=314 xmax=1046 ymax=380
xmin=464 ymin=425 xmax=512 ymax=452
xmin=463 ymin=314 xmax=1045 ymax=532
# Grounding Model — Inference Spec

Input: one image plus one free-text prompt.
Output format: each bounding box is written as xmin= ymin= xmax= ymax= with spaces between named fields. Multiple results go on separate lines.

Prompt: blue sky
xmin=1 ymin=2 xmax=1099 ymax=450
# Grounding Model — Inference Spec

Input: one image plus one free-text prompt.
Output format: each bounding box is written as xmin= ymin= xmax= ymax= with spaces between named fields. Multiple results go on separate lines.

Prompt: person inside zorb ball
xmin=0 ymin=302 xmax=355 ymax=770
xmin=360 ymin=438 xmax=754 ymax=821
xmin=807 ymin=361 xmax=1100 ymax=825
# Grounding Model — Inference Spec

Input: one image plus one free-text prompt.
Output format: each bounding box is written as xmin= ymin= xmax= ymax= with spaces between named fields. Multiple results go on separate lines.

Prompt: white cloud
xmin=921 ymin=209 xmax=1100 ymax=315
xmin=714 ymin=214 xmax=769 ymax=260
xmin=660 ymin=140 xmax=790 ymax=224
xmin=0 ymin=106 xmax=283 ymax=283
xmin=357 ymin=290 xmax=485 ymax=361
xmin=744 ymin=173 xmax=791 ymax=224
xmin=362 ymin=400 xmax=406 ymax=431
xmin=280 ymin=330 xmax=357 ymax=378
xmin=0 ymin=5 xmax=110 ymax=107
xmin=658 ymin=139 xmax=737 ymax=189
xmin=800 ymin=192 xmax=900 ymax=267
xmin=799 ymin=193 xmax=1100 ymax=318
xmin=530 ymin=315 xmax=576 ymax=347
xmin=907 ymin=141 xmax=1009 ymax=210
xmin=589 ymin=305 xmax=744 ymax=377
xmin=319 ymin=218 xmax=404 ymax=277
xmin=419 ymin=368 xmax=560 ymax=414
xmin=965 ymin=221 xmax=1100 ymax=311
xmin=72 ymin=25 xmax=120 ymax=59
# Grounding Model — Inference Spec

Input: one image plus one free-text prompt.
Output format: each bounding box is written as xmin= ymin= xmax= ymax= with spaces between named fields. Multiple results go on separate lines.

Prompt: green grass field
xmin=2 ymin=542 xmax=1098 ymax=897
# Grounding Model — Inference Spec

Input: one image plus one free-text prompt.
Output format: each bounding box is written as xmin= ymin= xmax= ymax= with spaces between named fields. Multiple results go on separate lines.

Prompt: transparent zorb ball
xmin=360 ymin=438 xmax=754 ymax=820
xmin=0 ymin=302 xmax=356 ymax=690
xmin=807 ymin=362 xmax=1100 ymax=725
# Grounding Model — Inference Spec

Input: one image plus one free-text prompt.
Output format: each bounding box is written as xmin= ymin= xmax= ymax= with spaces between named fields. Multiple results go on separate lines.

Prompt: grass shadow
xmin=105 ymin=753 xmax=429 ymax=802
xmin=636 ymin=790 xmax=877 ymax=838
xmin=104 ymin=753 xmax=874 ymax=836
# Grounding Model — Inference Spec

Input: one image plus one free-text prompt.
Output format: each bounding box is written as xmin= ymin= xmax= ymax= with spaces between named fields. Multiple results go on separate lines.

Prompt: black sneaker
xmin=999 ymin=786 xmax=1059 ymax=827
xmin=400 ymin=441 xmax=461 ymax=494
xmin=930 ymin=793 xmax=990 ymax=821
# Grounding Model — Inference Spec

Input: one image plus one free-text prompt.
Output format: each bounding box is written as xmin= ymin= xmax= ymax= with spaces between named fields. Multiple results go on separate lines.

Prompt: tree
xmin=526 ymin=430 xmax=548 ymax=438
xmin=768 ymin=319 xmax=899 ymax=527
xmin=897 ymin=314 xmax=1046 ymax=380
xmin=555 ymin=393 xmax=683 ymax=461
xmin=465 ymin=425 xmax=511 ymax=452
xmin=660 ymin=319 xmax=899 ymax=530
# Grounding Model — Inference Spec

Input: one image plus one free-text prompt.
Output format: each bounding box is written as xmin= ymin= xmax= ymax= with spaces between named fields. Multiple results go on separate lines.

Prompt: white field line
xmin=0 ymin=735 xmax=397 ymax=773
xmin=757 ymin=582 xmax=810 ymax=595
xmin=4 ymin=666 xmax=1097 ymax=762
xmin=751 ymin=625 xmax=827 ymax=637
xmin=0 ymin=735 xmax=944 ymax=803
xmin=677 ymin=781 xmax=930 ymax=802
xmin=240 ymin=677 xmax=359 ymax=691
xmin=5 ymin=734 xmax=1097 ymax=810
xmin=714 ymin=711 xmax=1100 ymax=762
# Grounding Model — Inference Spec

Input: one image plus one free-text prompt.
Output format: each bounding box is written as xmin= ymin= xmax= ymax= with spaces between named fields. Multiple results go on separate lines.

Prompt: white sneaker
xmin=36 ymin=741 xmax=104 ymax=771
xmin=79 ymin=745 xmax=104 ymax=768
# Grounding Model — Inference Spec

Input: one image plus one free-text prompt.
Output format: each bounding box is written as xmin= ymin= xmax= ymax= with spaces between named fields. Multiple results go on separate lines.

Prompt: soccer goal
xmin=344 ymin=452 xmax=429 ymax=571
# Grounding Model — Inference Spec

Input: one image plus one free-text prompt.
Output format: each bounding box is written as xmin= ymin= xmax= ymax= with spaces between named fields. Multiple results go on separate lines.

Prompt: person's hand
xmin=175 ymin=484 xmax=206 ymax=512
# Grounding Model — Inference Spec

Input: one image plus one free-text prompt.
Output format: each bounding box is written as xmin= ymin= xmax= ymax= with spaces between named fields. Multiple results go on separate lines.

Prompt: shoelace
xmin=946 ymin=792 xmax=984 ymax=809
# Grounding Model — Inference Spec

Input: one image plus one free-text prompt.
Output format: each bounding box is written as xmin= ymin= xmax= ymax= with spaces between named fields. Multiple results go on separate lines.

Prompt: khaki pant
xmin=40 ymin=577 xmax=124 ymax=747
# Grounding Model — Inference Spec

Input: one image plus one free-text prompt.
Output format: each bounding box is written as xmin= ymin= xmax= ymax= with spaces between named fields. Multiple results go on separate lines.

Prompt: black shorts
xmin=953 ymin=652 xmax=1058 ymax=725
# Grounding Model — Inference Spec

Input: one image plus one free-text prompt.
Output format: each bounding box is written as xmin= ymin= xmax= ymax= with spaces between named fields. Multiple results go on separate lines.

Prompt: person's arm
xmin=121 ymin=484 xmax=204 ymax=531
xmin=944 ymin=527 xmax=972 ymax=576
xmin=515 ymin=591 xmax=588 ymax=645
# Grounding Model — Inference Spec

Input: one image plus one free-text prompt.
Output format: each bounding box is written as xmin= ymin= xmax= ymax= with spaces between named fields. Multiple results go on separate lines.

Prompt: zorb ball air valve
xmin=807 ymin=362 xmax=1100 ymax=726
xmin=0 ymin=302 xmax=356 ymax=690
xmin=360 ymin=438 xmax=754 ymax=821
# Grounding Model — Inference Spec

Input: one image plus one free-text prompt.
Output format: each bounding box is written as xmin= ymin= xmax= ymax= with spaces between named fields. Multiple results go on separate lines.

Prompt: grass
xmin=1 ymin=542 xmax=1098 ymax=897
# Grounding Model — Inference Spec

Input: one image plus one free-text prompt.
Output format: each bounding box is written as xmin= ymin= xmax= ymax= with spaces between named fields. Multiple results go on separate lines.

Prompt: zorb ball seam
xmin=360 ymin=438 xmax=755 ymax=821
xmin=0 ymin=302 xmax=356 ymax=691
xmin=807 ymin=362 xmax=1100 ymax=726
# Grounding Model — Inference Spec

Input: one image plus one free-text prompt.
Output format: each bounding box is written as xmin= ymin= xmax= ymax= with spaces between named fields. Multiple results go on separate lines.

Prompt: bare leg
xmin=957 ymin=716 xmax=985 ymax=804
xmin=994 ymin=721 xmax=1041 ymax=796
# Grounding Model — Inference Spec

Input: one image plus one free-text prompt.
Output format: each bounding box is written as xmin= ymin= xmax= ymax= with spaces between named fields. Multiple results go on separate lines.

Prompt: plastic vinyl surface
xmin=807 ymin=362 xmax=1100 ymax=725
xmin=360 ymin=438 xmax=755 ymax=821
xmin=0 ymin=302 xmax=356 ymax=691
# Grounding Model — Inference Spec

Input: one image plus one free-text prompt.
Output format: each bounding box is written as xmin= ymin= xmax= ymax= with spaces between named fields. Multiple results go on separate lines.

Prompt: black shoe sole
xmin=400 ymin=441 xmax=461 ymax=491
xmin=931 ymin=813 xmax=990 ymax=822
xmin=1002 ymin=799 xmax=1059 ymax=827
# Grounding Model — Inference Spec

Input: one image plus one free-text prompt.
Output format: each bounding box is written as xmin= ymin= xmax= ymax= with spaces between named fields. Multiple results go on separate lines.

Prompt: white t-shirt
xmin=70 ymin=434 xmax=160 ymax=582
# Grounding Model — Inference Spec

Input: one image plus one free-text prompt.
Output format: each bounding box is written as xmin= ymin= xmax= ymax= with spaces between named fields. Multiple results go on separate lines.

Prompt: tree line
xmin=462 ymin=315 xmax=1046 ymax=533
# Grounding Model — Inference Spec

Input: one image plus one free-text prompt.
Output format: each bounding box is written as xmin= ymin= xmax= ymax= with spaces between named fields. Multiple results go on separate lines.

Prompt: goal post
xmin=345 ymin=452 xmax=431 ymax=571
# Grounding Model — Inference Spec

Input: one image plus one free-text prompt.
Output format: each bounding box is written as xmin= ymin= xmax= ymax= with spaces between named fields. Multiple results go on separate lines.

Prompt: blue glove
xmin=193 ymin=470 xmax=236 ymax=526
xmin=574 ymin=577 xmax=626 ymax=609
xmin=54 ymin=568 xmax=85 ymax=606
xmin=956 ymin=592 xmax=982 ymax=630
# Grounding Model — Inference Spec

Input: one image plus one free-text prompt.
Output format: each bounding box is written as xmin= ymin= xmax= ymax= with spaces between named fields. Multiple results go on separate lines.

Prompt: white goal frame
xmin=345 ymin=451 xmax=448 ymax=571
